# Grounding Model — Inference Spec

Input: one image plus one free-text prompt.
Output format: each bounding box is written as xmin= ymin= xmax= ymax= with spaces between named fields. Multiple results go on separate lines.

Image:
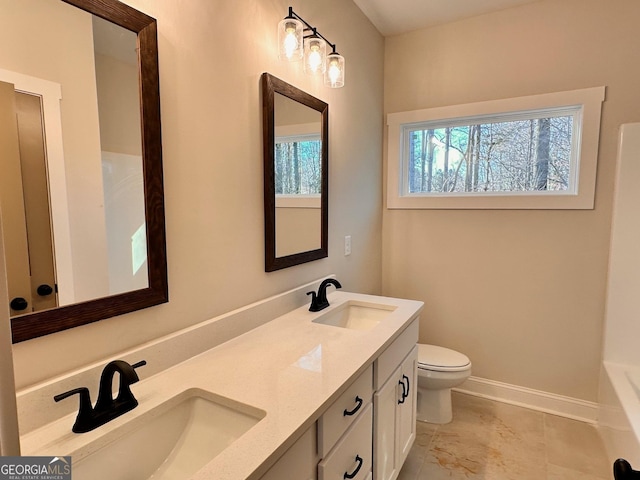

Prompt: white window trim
xmin=275 ymin=133 xmax=321 ymax=144
xmin=275 ymin=122 xmax=321 ymax=138
xmin=386 ymin=86 xmax=605 ymax=209
xmin=275 ymin=194 xmax=321 ymax=209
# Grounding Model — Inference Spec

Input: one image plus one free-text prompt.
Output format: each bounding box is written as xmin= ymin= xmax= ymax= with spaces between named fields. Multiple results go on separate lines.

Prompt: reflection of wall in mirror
xmin=94 ymin=38 xmax=148 ymax=295
xmin=275 ymin=93 xmax=321 ymax=127
xmin=101 ymin=152 xmax=146 ymax=294
xmin=0 ymin=0 xmax=109 ymax=304
xmin=275 ymin=196 xmax=321 ymax=257
xmin=94 ymin=43 xmax=141 ymax=155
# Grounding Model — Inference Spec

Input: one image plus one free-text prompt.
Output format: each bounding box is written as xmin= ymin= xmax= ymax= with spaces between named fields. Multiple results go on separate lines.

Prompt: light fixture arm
xmin=286 ymin=7 xmax=339 ymax=54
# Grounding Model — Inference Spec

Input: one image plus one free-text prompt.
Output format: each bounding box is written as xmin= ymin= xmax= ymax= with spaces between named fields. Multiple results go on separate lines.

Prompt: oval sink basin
xmin=72 ymin=389 xmax=265 ymax=480
xmin=312 ymin=301 xmax=397 ymax=330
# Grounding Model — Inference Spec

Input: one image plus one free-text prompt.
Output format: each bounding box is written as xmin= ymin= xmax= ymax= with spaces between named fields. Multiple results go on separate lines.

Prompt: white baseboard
xmin=454 ymin=376 xmax=598 ymax=424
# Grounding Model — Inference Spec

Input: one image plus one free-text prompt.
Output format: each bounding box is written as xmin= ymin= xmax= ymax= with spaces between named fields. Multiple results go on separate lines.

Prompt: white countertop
xmin=21 ymin=291 xmax=423 ymax=480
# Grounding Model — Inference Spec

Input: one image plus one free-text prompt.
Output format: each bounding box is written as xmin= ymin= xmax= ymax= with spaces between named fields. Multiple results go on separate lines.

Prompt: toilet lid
xmin=418 ymin=344 xmax=471 ymax=372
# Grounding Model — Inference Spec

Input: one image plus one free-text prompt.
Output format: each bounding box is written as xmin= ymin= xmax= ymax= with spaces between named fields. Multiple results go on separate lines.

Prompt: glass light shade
xmin=324 ymin=53 xmax=345 ymax=88
xmin=303 ymin=36 xmax=326 ymax=75
xmin=278 ymin=18 xmax=303 ymax=61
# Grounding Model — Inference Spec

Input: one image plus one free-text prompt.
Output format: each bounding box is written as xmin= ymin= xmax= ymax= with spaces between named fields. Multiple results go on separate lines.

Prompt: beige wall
xmin=382 ymin=0 xmax=640 ymax=402
xmin=11 ymin=0 xmax=384 ymax=388
xmin=276 ymin=206 xmax=321 ymax=257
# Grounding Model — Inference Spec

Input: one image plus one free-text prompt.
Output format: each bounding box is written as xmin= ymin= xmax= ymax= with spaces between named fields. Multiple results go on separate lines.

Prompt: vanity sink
xmin=313 ymin=301 xmax=397 ymax=331
xmin=72 ymin=389 xmax=265 ymax=480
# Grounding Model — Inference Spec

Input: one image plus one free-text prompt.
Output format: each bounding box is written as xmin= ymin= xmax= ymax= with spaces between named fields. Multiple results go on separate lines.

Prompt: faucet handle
xmin=132 ymin=360 xmax=147 ymax=370
xmin=54 ymin=387 xmax=95 ymax=433
xmin=54 ymin=387 xmax=90 ymax=403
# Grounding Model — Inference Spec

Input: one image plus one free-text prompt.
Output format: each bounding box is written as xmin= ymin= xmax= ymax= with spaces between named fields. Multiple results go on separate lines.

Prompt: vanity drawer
xmin=318 ymin=364 xmax=373 ymax=456
xmin=374 ymin=318 xmax=418 ymax=389
xmin=260 ymin=425 xmax=318 ymax=480
xmin=318 ymin=403 xmax=373 ymax=480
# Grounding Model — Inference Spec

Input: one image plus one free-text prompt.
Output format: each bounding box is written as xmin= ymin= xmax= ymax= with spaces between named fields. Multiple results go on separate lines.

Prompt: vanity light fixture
xmin=277 ymin=7 xmax=345 ymax=88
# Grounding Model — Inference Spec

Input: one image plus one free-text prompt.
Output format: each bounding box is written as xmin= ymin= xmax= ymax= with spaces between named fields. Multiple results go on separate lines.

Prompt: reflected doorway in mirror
xmin=1 ymin=0 xmax=167 ymax=343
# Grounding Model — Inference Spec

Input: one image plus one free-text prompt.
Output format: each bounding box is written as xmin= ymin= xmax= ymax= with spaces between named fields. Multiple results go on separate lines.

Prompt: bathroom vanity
xmin=19 ymin=289 xmax=423 ymax=480
xmin=261 ymin=318 xmax=418 ymax=480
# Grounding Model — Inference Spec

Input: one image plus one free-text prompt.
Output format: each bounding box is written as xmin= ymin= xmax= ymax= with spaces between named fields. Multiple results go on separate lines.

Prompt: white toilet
xmin=416 ymin=344 xmax=471 ymax=424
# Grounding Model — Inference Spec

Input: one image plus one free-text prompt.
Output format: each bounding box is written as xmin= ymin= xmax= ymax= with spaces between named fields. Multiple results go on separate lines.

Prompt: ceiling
xmin=353 ymin=0 xmax=540 ymax=36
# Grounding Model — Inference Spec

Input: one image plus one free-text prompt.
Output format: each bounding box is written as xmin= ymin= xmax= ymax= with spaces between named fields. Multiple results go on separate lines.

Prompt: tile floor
xmin=398 ymin=392 xmax=612 ymax=480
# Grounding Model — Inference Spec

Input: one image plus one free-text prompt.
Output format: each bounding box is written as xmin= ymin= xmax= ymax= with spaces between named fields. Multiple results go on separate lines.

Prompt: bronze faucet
xmin=307 ymin=278 xmax=342 ymax=312
xmin=54 ymin=360 xmax=146 ymax=433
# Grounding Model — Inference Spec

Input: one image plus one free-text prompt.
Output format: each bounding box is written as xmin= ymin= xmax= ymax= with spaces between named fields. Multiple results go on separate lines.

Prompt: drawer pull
xmin=343 ymin=396 xmax=363 ymax=416
xmin=343 ymin=454 xmax=363 ymax=479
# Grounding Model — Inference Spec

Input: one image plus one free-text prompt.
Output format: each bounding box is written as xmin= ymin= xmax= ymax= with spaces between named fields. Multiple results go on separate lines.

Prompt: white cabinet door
xmin=373 ymin=345 xmax=418 ymax=480
xmin=373 ymin=365 xmax=400 ymax=480
xmin=396 ymin=346 xmax=417 ymax=467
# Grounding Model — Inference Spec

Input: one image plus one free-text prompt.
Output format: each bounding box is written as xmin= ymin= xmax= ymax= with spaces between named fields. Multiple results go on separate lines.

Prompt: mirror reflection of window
xmin=274 ymin=134 xmax=322 ymax=196
xmin=273 ymin=93 xmax=323 ymax=258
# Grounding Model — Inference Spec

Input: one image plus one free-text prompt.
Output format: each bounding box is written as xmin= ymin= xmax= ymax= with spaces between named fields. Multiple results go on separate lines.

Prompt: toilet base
xmin=416 ymin=387 xmax=453 ymax=424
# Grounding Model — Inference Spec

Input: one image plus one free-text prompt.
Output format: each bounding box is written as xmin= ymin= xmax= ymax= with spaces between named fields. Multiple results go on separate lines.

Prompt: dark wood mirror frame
xmin=261 ymin=73 xmax=328 ymax=272
xmin=11 ymin=0 xmax=168 ymax=343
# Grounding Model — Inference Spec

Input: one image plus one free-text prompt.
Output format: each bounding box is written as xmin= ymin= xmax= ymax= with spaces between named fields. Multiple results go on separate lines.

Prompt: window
xmin=387 ymin=87 xmax=605 ymax=209
xmin=405 ymin=109 xmax=576 ymax=194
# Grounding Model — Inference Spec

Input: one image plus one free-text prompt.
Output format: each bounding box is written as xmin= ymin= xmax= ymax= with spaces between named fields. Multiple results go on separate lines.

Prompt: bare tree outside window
xmin=275 ymin=137 xmax=322 ymax=195
xmin=406 ymin=115 xmax=574 ymax=194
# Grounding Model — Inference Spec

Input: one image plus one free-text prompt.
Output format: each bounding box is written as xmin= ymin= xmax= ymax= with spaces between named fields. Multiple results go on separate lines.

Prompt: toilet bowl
xmin=416 ymin=344 xmax=471 ymax=424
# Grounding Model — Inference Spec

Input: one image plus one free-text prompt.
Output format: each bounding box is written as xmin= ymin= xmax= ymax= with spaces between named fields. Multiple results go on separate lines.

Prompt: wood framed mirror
xmin=261 ymin=73 xmax=328 ymax=272
xmin=3 ymin=0 xmax=167 ymax=343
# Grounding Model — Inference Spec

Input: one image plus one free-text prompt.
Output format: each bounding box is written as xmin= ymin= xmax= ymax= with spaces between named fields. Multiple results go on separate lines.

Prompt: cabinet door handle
xmin=398 ymin=378 xmax=407 ymax=404
xmin=402 ymin=374 xmax=410 ymax=397
xmin=343 ymin=454 xmax=363 ymax=479
xmin=343 ymin=396 xmax=363 ymax=416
